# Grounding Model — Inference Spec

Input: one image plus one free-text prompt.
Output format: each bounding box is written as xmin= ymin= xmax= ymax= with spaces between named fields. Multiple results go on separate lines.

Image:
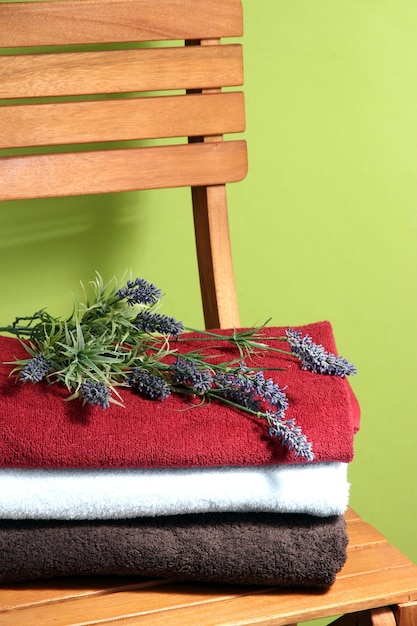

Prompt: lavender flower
xmin=266 ymin=411 xmax=314 ymax=461
xmin=134 ymin=310 xmax=184 ymax=337
xmin=322 ymin=353 xmax=358 ymax=377
xmin=252 ymin=371 xmax=289 ymax=410
xmin=214 ymin=369 xmax=260 ymax=411
xmin=80 ymin=380 xmax=111 ymax=409
xmin=170 ymin=356 xmax=213 ymax=393
xmin=129 ymin=368 xmax=171 ymax=400
xmin=285 ymin=328 xmax=357 ymax=377
xmin=116 ymin=278 xmax=162 ymax=306
xmin=19 ymin=354 xmax=53 ymax=383
xmin=213 ymin=367 xmax=289 ymax=414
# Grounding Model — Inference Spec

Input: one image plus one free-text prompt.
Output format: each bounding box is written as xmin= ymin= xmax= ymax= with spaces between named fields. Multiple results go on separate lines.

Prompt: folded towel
xmin=0 ymin=321 xmax=360 ymax=468
xmin=0 ymin=462 xmax=349 ymax=519
xmin=0 ymin=512 xmax=348 ymax=587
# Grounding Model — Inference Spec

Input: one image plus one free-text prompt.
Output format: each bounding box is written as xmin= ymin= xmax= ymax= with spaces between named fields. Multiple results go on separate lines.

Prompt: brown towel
xmin=0 ymin=512 xmax=348 ymax=587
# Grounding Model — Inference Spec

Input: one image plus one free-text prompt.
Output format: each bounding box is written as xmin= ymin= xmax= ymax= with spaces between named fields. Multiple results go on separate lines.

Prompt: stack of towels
xmin=0 ymin=321 xmax=360 ymax=587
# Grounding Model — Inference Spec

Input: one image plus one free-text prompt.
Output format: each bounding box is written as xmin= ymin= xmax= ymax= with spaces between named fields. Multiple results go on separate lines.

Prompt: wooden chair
xmin=0 ymin=1 xmax=416 ymax=624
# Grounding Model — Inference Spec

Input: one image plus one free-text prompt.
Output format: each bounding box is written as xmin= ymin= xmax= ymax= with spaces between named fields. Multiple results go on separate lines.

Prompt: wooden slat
xmin=0 ymin=0 xmax=243 ymax=48
xmin=344 ymin=507 xmax=361 ymax=522
xmin=0 ymin=92 xmax=245 ymax=149
xmin=0 ymin=577 xmax=170 ymax=613
xmin=0 ymin=582 xmax=254 ymax=626
xmin=340 ymin=543 xmax=413 ymax=579
xmin=0 ymin=140 xmax=248 ymax=200
xmin=110 ymin=567 xmax=417 ymax=626
xmin=0 ymin=45 xmax=243 ymax=99
xmin=345 ymin=519 xmax=388 ymax=549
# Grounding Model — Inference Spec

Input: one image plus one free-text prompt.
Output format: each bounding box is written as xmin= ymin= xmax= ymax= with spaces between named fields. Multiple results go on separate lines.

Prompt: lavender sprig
xmin=169 ymin=356 xmax=214 ymax=394
xmin=134 ymin=310 xmax=184 ymax=338
xmin=266 ymin=411 xmax=314 ymax=462
xmin=285 ymin=328 xmax=357 ymax=377
xmin=213 ymin=368 xmax=262 ymax=411
xmin=129 ymin=368 xmax=171 ymax=401
xmin=80 ymin=380 xmax=111 ymax=409
xmin=19 ymin=354 xmax=53 ymax=383
xmin=116 ymin=278 xmax=161 ymax=306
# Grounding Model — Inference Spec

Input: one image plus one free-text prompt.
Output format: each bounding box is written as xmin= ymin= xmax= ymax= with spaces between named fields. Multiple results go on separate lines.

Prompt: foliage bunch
xmin=0 ymin=274 xmax=357 ymax=462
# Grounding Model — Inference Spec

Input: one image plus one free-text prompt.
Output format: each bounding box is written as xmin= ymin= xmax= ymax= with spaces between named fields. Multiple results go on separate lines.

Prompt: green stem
xmin=0 ymin=326 xmax=33 ymax=337
xmin=206 ymin=390 xmax=269 ymax=421
xmin=179 ymin=332 xmax=293 ymax=358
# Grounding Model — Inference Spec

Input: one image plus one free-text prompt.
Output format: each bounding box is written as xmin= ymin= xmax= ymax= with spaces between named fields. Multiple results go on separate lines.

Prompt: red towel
xmin=0 ymin=321 xmax=360 ymax=469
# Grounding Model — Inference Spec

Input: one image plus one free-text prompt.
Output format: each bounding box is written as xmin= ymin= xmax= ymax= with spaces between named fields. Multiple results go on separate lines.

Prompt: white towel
xmin=0 ymin=463 xmax=349 ymax=520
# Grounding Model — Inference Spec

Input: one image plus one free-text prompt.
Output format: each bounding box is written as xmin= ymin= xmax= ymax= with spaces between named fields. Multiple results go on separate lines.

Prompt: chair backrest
xmin=0 ymin=0 xmax=247 ymax=329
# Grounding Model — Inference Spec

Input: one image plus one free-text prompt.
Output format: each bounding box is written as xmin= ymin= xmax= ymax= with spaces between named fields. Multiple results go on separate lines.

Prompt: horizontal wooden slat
xmin=0 ymin=0 xmax=243 ymax=47
xmin=0 ymin=45 xmax=243 ymax=99
xmin=345 ymin=519 xmax=388 ymax=549
xmin=0 ymin=582 xmax=255 ymax=626
xmin=0 ymin=92 xmax=245 ymax=149
xmin=344 ymin=507 xmax=361 ymax=522
xmin=118 ymin=566 xmax=417 ymax=626
xmin=0 ymin=140 xmax=248 ymax=200
xmin=340 ymin=543 xmax=415 ymax=579
xmin=0 ymin=577 xmax=170 ymax=613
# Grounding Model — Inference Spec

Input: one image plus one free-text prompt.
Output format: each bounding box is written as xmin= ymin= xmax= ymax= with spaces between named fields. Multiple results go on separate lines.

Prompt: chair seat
xmin=0 ymin=508 xmax=416 ymax=626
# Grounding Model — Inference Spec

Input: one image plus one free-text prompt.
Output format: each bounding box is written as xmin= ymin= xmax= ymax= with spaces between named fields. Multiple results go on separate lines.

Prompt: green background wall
xmin=0 ymin=2 xmax=416 ymax=622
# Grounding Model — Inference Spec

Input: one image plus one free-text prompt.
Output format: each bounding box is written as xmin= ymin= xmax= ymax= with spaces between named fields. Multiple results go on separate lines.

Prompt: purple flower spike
xmin=81 ymin=380 xmax=111 ymax=409
xmin=266 ymin=411 xmax=314 ymax=461
xmin=20 ymin=354 xmax=53 ymax=383
xmin=116 ymin=278 xmax=162 ymax=306
xmin=285 ymin=328 xmax=357 ymax=377
xmin=170 ymin=356 xmax=213 ymax=394
xmin=134 ymin=310 xmax=184 ymax=337
xmin=129 ymin=369 xmax=171 ymax=401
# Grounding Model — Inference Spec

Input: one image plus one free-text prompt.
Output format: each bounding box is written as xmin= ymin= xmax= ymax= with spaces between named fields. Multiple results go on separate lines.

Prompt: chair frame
xmin=0 ymin=1 xmax=416 ymax=624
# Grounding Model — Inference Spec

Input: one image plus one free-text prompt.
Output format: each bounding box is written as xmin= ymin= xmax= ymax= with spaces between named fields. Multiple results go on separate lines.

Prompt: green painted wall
xmin=235 ymin=0 xmax=417 ymax=564
xmin=0 ymin=2 xmax=416 ymax=621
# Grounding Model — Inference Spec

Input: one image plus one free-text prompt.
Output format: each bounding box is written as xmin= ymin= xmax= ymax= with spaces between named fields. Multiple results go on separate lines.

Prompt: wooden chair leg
xmin=329 ymin=611 xmax=370 ymax=625
xmin=369 ymin=608 xmax=397 ymax=626
xmin=394 ymin=601 xmax=417 ymax=626
xmin=329 ymin=607 xmax=396 ymax=626
xmin=191 ymin=183 xmax=241 ymax=329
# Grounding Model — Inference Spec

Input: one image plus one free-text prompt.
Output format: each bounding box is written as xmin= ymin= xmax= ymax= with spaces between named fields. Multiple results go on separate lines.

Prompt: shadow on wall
xmin=0 ymin=184 xmax=204 ymax=328
xmin=0 ymin=191 xmax=151 ymax=323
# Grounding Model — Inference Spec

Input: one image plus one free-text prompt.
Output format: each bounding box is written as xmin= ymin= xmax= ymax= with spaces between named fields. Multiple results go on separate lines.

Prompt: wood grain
xmin=0 ymin=0 xmax=243 ymax=47
xmin=0 ymin=140 xmax=248 ymax=200
xmin=0 ymin=45 xmax=243 ymax=99
xmin=0 ymin=92 xmax=245 ymax=149
xmin=394 ymin=602 xmax=417 ymax=626
xmin=192 ymin=184 xmax=241 ymax=329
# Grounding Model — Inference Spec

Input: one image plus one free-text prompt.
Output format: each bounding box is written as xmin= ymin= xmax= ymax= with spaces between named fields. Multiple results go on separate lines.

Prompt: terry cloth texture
xmin=0 ymin=462 xmax=349 ymax=520
xmin=0 ymin=322 xmax=360 ymax=468
xmin=0 ymin=512 xmax=348 ymax=587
